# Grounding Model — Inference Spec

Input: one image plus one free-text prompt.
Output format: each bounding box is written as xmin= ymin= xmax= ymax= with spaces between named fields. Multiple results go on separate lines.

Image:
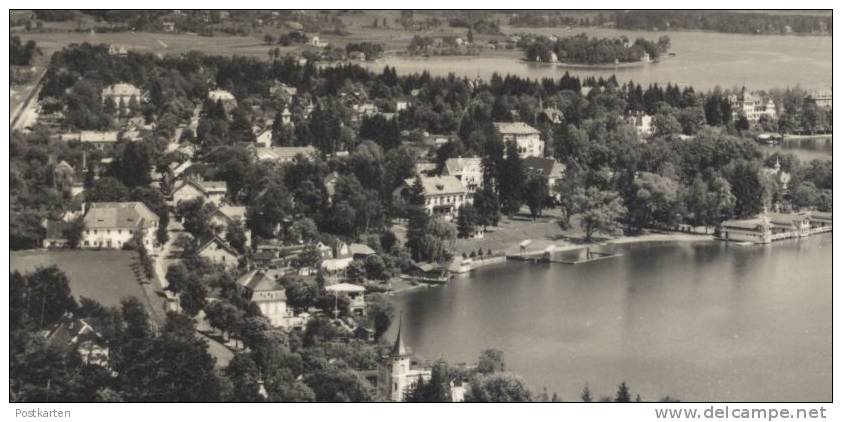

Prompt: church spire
xmin=392 ymin=313 xmax=409 ymax=357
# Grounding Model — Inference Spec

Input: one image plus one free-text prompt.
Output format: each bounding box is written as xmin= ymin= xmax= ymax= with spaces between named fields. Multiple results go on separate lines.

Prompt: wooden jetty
xmin=545 ymin=249 xmax=622 ymax=265
xmin=507 ymin=246 xmax=622 ymax=265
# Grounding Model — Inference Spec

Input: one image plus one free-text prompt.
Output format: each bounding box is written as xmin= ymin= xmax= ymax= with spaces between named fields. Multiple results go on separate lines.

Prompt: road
xmin=11 ymin=67 xmax=46 ymax=132
xmin=152 ymin=218 xmax=234 ymax=367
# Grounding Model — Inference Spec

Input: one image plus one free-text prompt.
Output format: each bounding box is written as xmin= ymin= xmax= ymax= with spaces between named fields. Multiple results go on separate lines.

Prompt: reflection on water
xmin=362 ymin=28 xmax=831 ymax=91
xmin=758 ymin=137 xmax=832 ymax=162
xmin=389 ymin=236 xmax=831 ymax=402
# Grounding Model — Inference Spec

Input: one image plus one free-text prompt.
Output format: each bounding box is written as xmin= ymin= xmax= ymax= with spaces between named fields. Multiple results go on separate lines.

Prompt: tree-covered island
xmin=521 ymin=33 xmax=671 ymax=64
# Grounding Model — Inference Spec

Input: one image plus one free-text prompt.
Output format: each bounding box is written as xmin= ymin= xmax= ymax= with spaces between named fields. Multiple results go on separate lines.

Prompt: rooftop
xmin=84 ymin=202 xmax=158 ymax=230
xmin=522 ymin=156 xmax=564 ymax=177
xmin=196 ymin=236 xmax=240 ymax=257
xmin=326 ymin=282 xmax=366 ymax=293
xmin=214 ymin=205 xmax=246 ymax=221
xmin=404 ymin=175 xmax=467 ymax=196
xmin=175 ymin=179 xmax=228 ymax=195
xmin=721 ymin=217 xmax=768 ymax=230
xmin=240 ymin=270 xmax=287 ymax=294
xmin=493 ymin=122 xmax=541 ymax=135
xmin=60 ymin=131 xmax=120 ymax=143
xmin=444 ymin=157 xmax=482 ymax=175
xmin=253 ymin=146 xmax=317 ymax=161
xmin=102 ymin=83 xmax=141 ymax=97
xmin=349 ymin=243 xmax=376 ymax=256
xmin=209 ymin=89 xmax=236 ymax=101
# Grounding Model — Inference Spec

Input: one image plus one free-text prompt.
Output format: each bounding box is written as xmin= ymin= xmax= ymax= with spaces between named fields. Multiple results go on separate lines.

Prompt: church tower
xmin=383 ymin=315 xmax=412 ymax=401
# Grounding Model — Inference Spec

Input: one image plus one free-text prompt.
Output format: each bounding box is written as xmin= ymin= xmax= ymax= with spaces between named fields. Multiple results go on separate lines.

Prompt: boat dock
xmin=507 ymin=246 xmax=622 ymax=265
xmin=545 ymin=249 xmax=623 ymax=265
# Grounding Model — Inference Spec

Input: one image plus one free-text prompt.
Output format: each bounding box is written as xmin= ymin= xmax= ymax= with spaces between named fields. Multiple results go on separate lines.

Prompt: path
xmin=152 ymin=217 xmax=235 ymax=368
xmin=11 ymin=67 xmax=46 ymax=132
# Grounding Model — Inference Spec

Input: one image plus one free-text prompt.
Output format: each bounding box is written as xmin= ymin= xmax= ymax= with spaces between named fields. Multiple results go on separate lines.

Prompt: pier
xmin=507 ymin=246 xmax=622 ymax=265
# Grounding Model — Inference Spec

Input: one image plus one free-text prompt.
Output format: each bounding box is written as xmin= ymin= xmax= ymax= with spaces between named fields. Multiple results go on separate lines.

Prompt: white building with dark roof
xmin=210 ymin=205 xmax=250 ymax=245
xmin=81 ymin=202 xmax=159 ymax=251
xmin=393 ymin=176 xmax=469 ymax=221
xmin=196 ymin=236 xmax=240 ymax=269
xmin=239 ymin=270 xmax=293 ymax=328
xmin=59 ymin=131 xmax=123 ymax=154
xmin=522 ymin=156 xmax=566 ymax=196
xmin=443 ymin=157 xmax=483 ymax=194
xmin=208 ymin=89 xmax=237 ymax=111
xmin=728 ymin=88 xmax=777 ymax=123
xmin=102 ymin=83 xmax=142 ymax=107
xmin=42 ymin=316 xmax=110 ymax=367
xmin=493 ymin=122 xmax=544 ymax=158
xmin=325 ymin=282 xmax=367 ymax=316
xmin=171 ymin=179 xmax=228 ymax=206
xmin=251 ymin=145 xmax=317 ymax=163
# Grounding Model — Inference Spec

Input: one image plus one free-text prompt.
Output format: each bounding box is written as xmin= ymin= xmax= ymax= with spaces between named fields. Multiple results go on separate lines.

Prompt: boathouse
xmin=719 ymin=211 xmax=831 ymax=244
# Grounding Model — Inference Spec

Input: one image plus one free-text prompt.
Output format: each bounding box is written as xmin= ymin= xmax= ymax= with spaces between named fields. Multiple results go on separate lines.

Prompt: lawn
xmin=453 ymin=208 xmax=571 ymax=255
xmin=11 ymin=249 xmax=166 ymax=319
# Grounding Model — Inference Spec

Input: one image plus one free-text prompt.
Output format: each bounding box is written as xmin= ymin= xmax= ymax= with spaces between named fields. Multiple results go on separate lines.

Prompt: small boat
xmin=756 ymin=133 xmax=782 ymax=145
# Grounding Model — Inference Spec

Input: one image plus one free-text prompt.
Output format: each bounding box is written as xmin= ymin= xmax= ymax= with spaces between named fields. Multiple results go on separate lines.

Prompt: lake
xmin=758 ymin=137 xmax=833 ymax=163
xmin=362 ymin=28 xmax=831 ymax=91
xmin=388 ymin=236 xmax=832 ymax=402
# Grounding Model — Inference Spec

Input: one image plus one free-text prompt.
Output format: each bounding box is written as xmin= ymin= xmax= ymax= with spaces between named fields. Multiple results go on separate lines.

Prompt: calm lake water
xmin=389 ymin=236 xmax=832 ymax=402
xmin=363 ymin=28 xmax=831 ymax=91
xmin=758 ymin=137 xmax=833 ymax=163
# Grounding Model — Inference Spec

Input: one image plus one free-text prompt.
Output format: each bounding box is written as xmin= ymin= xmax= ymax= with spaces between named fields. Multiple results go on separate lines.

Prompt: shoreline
xmin=499 ymin=230 xmax=715 ymax=257
xmin=522 ymin=58 xmax=656 ymax=69
xmin=389 ymin=231 xmax=715 ymax=296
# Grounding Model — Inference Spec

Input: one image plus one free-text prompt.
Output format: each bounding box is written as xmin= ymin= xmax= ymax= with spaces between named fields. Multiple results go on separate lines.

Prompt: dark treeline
xmin=10 ymin=35 xmax=41 ymax=66
xmin=509 ymin=11 xmax=610 ymax=28
xmin=613 ymin=10 xmax=832 ymax=35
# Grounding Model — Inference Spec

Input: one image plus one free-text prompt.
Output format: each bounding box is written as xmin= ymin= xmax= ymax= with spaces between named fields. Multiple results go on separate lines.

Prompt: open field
xmin=13 ymin=11 xmax=510 ymax=60
xmin=11 ymin=249 xmax=166 ymax=319
xmin=15 ymin=30 xmax=300 ymax=59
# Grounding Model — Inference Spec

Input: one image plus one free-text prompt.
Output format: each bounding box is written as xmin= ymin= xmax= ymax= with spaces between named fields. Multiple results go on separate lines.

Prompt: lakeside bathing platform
xmin=719 ymin=211 xmax=832 ymax=244
xmin=506 ymin=242 xmax=624 ymax=265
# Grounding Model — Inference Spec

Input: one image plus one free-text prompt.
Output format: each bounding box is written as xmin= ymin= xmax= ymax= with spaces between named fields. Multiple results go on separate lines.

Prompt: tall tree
xmin=499 ymin=142 xmax=525 ymax=215
xmin=524 ymin=175 xmax=549 ymax=219
xmin=571 ymin=187 xmax=627 ymax=241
